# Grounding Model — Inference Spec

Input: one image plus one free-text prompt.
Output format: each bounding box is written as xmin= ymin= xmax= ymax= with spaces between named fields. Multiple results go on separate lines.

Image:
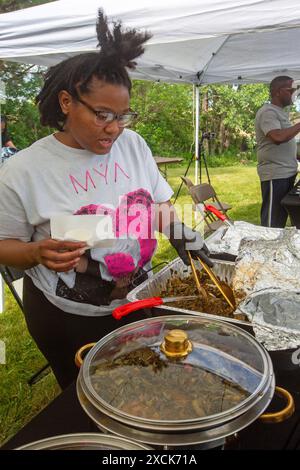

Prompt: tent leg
xmin=194 ymin=85 xmax=200 ymax=185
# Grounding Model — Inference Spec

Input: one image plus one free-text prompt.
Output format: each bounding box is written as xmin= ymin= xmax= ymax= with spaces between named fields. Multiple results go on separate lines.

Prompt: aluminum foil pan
xmin=206 ymin=222 xmax=287 ymax=258
xmin=239 ymin=289 xmax=300 ymax=351
xmin=128 ymin=257 xmax=246 ymax=326
xmin=231 ymin=228 xmax=300 ymax=297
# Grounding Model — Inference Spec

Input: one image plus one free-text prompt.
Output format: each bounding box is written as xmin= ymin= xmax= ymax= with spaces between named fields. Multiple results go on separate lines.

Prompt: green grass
xmin=0 ymin=286 xmax=59 ymax=445
xmin=153 ymin=163 xmax=261 ymax=267
xmin=169 ymin=163 xmax=261 ymax=222
xmin=0 ymin=163 xmax=262 ymax=446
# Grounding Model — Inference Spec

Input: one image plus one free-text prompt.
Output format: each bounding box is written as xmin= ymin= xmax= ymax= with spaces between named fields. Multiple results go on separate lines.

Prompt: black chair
xmin=0 ymin=264 xmax=50 ymax=385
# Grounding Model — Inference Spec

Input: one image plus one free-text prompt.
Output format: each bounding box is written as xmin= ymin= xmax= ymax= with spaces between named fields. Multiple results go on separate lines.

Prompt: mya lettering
xmin=69 ymin=162 xmax=130 ymax=194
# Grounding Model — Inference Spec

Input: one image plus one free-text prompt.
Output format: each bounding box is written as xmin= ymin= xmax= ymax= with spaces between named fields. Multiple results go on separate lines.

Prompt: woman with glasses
xmin=0 ymin=10 xmax=211 ymax=389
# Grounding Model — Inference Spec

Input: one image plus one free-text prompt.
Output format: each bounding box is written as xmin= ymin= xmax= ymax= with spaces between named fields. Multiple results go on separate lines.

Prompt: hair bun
xmin=96 ymin=9 xmax=151 ymax=71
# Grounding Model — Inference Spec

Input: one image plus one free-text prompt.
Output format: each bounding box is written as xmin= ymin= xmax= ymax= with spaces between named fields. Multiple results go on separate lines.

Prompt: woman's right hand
xmin=33 ymin=238 xmax=87 ymax=272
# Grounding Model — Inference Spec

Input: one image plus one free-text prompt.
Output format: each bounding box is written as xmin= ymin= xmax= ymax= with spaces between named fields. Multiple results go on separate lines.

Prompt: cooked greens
xmin=91 ymin=346 xmax=250 ymax=421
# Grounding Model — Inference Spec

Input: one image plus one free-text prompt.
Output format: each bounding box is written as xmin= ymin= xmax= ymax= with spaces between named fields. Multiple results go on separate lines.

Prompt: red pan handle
xmin=204 ymin=204 xmax=227 ymax=221
xmin=112 ymin=297 xmax=164 ymax=320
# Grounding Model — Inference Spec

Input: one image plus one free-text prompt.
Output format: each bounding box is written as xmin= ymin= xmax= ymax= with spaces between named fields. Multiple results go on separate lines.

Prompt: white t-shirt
xmin=0 ymin=130 xmax=173 ymax=316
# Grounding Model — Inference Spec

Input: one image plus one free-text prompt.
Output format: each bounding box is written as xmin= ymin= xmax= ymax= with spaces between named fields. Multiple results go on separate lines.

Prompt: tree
xmin=200 ymin=84 xmax=269 ymax=155
xmin=1 ymin=62 xmax=51 ymax=148
xmin=131 ymin=81 xmax=194 ymax=157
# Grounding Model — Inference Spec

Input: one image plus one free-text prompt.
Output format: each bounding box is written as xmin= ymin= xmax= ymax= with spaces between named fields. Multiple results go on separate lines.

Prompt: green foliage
xmin=131 ymin=81 xmax=194 ymax=156
xmin=205 ymin=149 xmax=257 ymax=167
xmin=1 ymin=72 xmax=270 ymax=159
xmin=0 ymin=0 xmax=53 ymax=14
xmin=1 ymin=63 xmax=52 ymax=148
xmin=201 ymin=83 xmax=269 ymax=154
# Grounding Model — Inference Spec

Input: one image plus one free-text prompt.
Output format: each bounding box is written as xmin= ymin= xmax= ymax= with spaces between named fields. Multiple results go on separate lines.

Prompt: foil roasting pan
xmin=205 ymin=223 xmax=295 ymax=259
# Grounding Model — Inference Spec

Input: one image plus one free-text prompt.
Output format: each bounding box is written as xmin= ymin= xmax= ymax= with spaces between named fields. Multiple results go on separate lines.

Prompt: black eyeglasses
xmin=75 ymin=97 xmax=138 ymax=128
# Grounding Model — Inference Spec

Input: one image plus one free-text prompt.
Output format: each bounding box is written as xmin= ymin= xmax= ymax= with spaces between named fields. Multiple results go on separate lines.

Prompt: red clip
xmin=204 ymin=204 xmax=227 ymax=221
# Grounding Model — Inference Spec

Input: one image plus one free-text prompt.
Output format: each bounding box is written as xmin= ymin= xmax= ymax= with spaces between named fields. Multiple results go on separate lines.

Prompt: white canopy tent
xmin=2 ymin=0 xmax=300 ymax=84
xmin=1 ymin=0 xmax=300 ymax=180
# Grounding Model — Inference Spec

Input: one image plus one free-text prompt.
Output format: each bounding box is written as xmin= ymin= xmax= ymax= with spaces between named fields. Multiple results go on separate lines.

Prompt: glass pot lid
xmin=81 ymin=315 xmax=271 ymax=425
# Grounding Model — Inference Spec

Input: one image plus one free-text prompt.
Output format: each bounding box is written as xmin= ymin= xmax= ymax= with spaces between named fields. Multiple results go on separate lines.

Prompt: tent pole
xmin=194 ymin=85 xmax=200 ymax=184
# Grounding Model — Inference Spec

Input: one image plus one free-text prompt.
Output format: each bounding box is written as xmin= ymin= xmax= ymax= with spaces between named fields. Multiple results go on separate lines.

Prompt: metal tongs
xmin=187 ymin=251 xmax=208 ymax=304
xmin=188 ymin=205 xmax=237 ymax=311
xmin=112 ymin=295 xmax=197 ymax=320
xmin=187 ymin=250 xmax=235 ymax=310
xmin=197 ymin=256 xmax=236 ymax=310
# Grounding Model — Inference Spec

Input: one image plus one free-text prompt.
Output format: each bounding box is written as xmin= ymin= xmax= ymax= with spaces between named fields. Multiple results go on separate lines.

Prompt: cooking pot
xmin=16 ymin=433 xmax=151 ymax=450
xmin=75 ymin=315 xmax=294 ymax=449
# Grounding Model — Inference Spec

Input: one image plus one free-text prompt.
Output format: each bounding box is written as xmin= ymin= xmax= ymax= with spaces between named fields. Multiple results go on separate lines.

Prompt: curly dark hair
xmin=36 ymin=9 xmax=151 ymax=130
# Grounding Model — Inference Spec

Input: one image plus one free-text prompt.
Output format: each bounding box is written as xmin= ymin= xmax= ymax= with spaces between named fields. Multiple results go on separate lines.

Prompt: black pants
xmin=22 ymin=275 xmax=151 ymax=389
xmin=260 ymin=175 xmax=296 ymax=228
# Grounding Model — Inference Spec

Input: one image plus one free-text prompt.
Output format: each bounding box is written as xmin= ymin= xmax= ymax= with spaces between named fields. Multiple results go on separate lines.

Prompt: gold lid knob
xmin=160 ymin=329 xmax=192 ymax=358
